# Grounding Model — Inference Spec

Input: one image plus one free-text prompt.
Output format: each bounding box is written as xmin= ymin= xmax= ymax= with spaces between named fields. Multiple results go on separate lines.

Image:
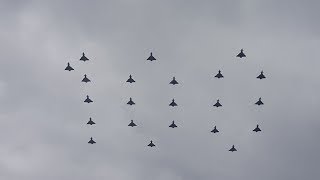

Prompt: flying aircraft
xmin=126 ymin=75 xmax=135 ymax=83
xmin=147 ymin=52 xmax=156 ymax=61
xmin=211 ymin=126 xmax=219 ymax=133
xmin=253 ymin=125 xmax=261 ymax=132
xmin=127 ymin=97 xmax=135 ymax=105
xmin=128 ymin=120 xmax=137 ymax=127
xmin=84 ymin=95 xmax=93 ymax=103
xmin=229 ymin=145 xmax=237 ymax=152
xmin=255 ymin=97 xmax=264 ymax=105
xmin=236 ymin=49 xmax=246 ymax=58
xmin=148 ymin=140 xmax=155 ymax=147
xmin=169 ymin=99 xmax=178 ymax=107
xmin=87 ymin=117 xmax=95 ymax=125
xmin=82 ymin=74 xmax=91 ymax=83
xmin=257 ymin=71 xmax=266 ymax=79
xmin=80 ymin=52 xmax=89 ymax=61
xmin=169 ymin=77 xmax=179 ymax=85
xmin=215 ymin=70 xmax=224 ymax=78
xmin=88 ymin=137 xmax=96 ymax=144
xmin=65 ymin=62 xmax=74 ymax=71
xmin=169 ymin=121 xmax=177 ymax=128
xmin=213 ymin=99 xmax=222 ymax=107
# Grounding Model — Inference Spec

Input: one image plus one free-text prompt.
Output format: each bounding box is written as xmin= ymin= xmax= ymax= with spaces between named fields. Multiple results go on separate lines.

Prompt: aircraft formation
xmin=65 ymin=52 xmax=98 ymax=144
xmin=65 ymin=49 xmax=266 ymax=151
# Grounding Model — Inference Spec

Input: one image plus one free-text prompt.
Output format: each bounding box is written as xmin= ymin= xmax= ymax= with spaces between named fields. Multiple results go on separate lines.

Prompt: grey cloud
xmin=0 ymin=0 xmax=319 ymax=179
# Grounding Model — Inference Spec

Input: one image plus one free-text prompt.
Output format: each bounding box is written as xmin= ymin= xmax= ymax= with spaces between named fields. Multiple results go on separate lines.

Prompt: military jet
xmin=65 ymin=62 xmax=74 ymax=71
xmin=229 ymin=145 xmax=237 ymax=152
xmin=148 ymin=140 xmax=155 ymax=147
xmin=126 ymin=75 xmax=135 ymax=83
xmin=169 ymin=77 xmax=179 ymax=85
xmin=87 ymin=117 xmax=95 ymax=125
xmin=215 ymin=70 xmax=224 ymax=78
xmin=128 ymin=120 xmax=137 ymax=127
xmin=213 ymin=99 xmax=222 ymax=107
xmin=257 ymin=71 xmax=266 ymax=79
xmin=147 ymin=52 xmax=156 ymax=61
xmin=236 ymin=49 xmax=246 ymax=58
xmin=169 ymin=99 xmax=178 ymax=107
xmin=127 ymin=97 xmax=135 ymax=105
xmin=82 ymin=74 xmax=91 ymax=83
xmin=88 ymin=137 xmax=96 ymax=144
xmin=255 ymin=97 xmax=264 ymax=105
xmin=80 ymin=52 xmax=89 ymax=61
xmin=84 ymin=95 xmax=93 ymax=103
xmin=211 ymin=126 xmax=219 ymax=133
xmin=253 ymin=125 xmax=261 ymax=132
xmin=169 ymin=121 xmax=177 ymax=128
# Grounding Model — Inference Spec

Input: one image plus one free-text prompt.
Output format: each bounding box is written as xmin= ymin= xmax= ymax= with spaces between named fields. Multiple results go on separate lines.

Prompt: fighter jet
xmin=215 ymin=70 xmax=224 ymax=78
xmin=213 ymin=99 xmax=222 ymax=107
xmin=148 ymin=140 xmax=155 ymax=147
xmin=87 ymin=117 xmax=95 ymax=125
xmin=229 ymin=145 xmax=237 ymax=152
xmin=211 ymin=126 xmax=219 ymax=133
xmin=84 ymin=95 xmax=93 ymax=103
xmin=127 ymin=97 xmax=135 ymax=105
xmin=257 ymin=71 xmax=266 ymax=79
xmin=253 ymin=124 xmax=261 ymax=132
xmin=126 ymin=75 xmax=135 ymax=83
xmin=80 ymin=52 xmax=89 ymax=61
xmin=82 ymin=74 xmax=91 ymax=83
xmin=169 ymin=77 xmax=179 ymax=85
xmin=169 ymin=99 xmax=178 ymax=107
xmin=147 ymin=52 xmax=156 ymax=61
xmin=255 ymin=97 xmax=264 ymax=105
xmin=169 ymin=121 xmax=177 ymax=128
xmin=65 ymin=62 xmax=74 ymax=71
xmin=236 ymin=49 xmax=246 ymax=58
xmin=128 ymin=120 xmax=137 ymax=127
xmin=88 ymin=137 xmax=96 ymax=144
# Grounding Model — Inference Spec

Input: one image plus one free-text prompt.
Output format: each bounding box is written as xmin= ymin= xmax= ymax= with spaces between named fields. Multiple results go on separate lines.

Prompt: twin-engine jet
xmin=236 ymin=49 xmax=246 ymax=58
xmin=65 ymin=62 xmax=74 ymax=71
xmin=126 ymin=75 xmax=135 ymax=83
xmin=147 ymin=52 xmax=156 ymax=61
xmin=80 ymin=52 xmax=89 ymax=61
xmin=84 ymin=95 xmax=93 ymax=103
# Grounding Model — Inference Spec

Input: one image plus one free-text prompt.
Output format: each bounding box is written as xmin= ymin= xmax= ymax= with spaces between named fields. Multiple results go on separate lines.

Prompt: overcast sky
xmin=0 ymin=0 xmax=320 ymax=179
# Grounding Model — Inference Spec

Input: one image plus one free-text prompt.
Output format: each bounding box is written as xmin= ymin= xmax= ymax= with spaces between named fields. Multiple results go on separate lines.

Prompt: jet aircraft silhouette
xmin=169 ymin=77 xmax=179 ymax=85
xmin=128 ymin=120 xmax=137 ymax=127
xmin=253 ymin=125 xmax=261 ymax=132
xmin=213 ymin=99 xmax=222 ymax=107
xmin=148 ymin=140 xmax=155 ymax=147
xmin=236 ymin=49 xmax=246 ymax=58
xmin=215 ymin=70 xmax=224 ymax=78
xmin=211 ymin=126 xmax=219 ymax=133
xmin=80 ymin=52 xmax=89 ymax=61
xmin=127 ymin=97 xmax=135 ymax=105
xmin=257 ymin=71 xmax=266 ymax=79
xmin=229 ymin=145 xmax=237 ymax=152
xmin=84 ymin=95 xmax=93 ymax=103
xmin=169 ymin=121 xmax=177 ymax=128
xmin=255 ymin=97 xmax=264 ymax=105
xmin=126 ymin=75 xmax=135 ymax=83
xmin=82 ymin=74 xmax=91 ymax=83
xmin=65 ymin=62 xmax=74 ymax=71
xmin=88 ymin=137 xmax=96 ymax=144
xmin=169 ymin=99 xmax=178 ymax=107
xmin=147 ymin=52 xmax=156 ymax=61
xmin=87 ymin=117 xmax=95 ymax=125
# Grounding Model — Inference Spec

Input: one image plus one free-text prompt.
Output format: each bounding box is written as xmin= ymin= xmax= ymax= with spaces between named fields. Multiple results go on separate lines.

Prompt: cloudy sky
xmin=0 ymin=0 xmax=320 ymax=179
